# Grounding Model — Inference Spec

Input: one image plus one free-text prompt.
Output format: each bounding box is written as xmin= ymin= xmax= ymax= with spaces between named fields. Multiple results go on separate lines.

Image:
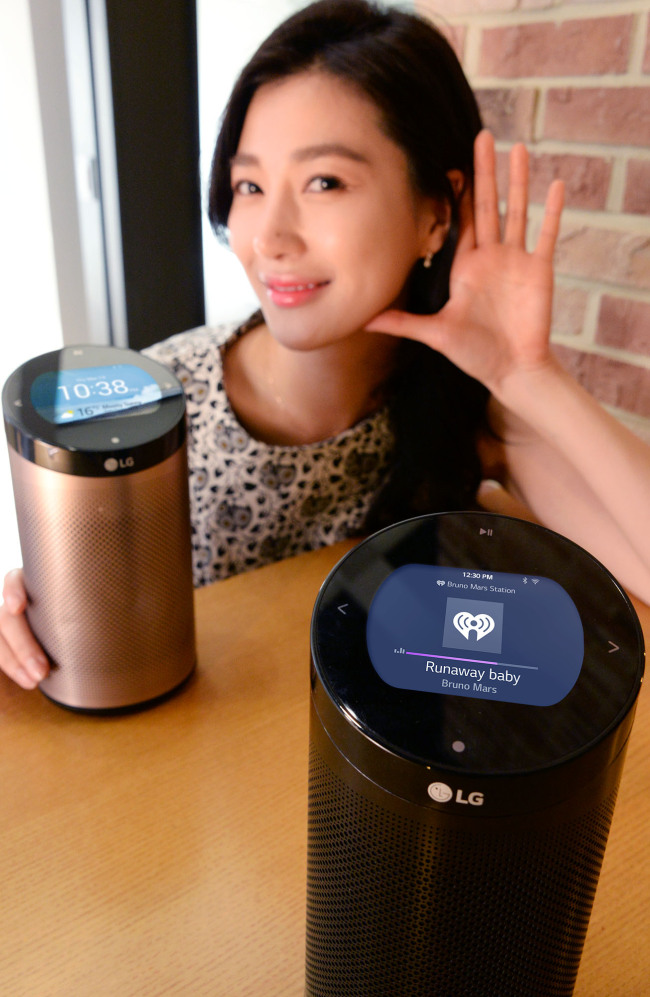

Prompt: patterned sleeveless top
xmin=144 ymin=323 xmax=395 ymax=587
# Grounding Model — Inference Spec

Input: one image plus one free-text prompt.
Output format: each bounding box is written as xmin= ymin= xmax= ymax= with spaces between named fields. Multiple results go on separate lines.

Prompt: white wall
xmin=0 ymin=0 xmax=63 ymax=577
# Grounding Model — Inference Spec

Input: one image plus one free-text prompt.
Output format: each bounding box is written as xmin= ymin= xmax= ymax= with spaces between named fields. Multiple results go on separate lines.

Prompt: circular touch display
xmin=311 ymin=513 xmax=644 ymax=775
xmin=3 ymin=345 xmax=185 ymax=477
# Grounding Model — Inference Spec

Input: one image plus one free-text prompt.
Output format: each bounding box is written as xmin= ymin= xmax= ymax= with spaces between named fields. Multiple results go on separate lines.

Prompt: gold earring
xmin=423 ymin=251 xmax=433 ymax=269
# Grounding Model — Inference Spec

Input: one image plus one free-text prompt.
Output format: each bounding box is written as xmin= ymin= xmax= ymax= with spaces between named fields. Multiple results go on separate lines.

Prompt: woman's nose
xmin=252 ymin=188 xmax=304 ymax=259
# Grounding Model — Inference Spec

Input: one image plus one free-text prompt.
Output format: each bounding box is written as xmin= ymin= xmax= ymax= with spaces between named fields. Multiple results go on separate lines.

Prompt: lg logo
xmin=427 ymin=782 xmax=485 ymax=806
xmin=104 ymin=456 xmax=135 ymax=472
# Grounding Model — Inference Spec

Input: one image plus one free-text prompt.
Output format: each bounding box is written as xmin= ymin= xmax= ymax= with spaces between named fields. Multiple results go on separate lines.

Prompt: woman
xmin=1 ymin=0 xmax=649 ymax=689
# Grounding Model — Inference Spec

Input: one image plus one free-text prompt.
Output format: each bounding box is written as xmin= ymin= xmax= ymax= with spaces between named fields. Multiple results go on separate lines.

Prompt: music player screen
xmin=366 ymin=565 xmax=584 ymax=706
xmin=30 ymin=364 xmax=182 ymax=424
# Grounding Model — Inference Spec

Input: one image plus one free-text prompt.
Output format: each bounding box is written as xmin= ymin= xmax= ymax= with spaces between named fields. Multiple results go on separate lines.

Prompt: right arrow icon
xmin=608 ymin=641 xmax=619 ymax=653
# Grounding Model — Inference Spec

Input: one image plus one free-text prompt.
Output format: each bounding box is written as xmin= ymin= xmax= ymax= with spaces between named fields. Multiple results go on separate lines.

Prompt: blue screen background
xmin=366 ymin=564 xmax=584 ymax=706
xmin=30 ymin=364 xmax=178 ymax=424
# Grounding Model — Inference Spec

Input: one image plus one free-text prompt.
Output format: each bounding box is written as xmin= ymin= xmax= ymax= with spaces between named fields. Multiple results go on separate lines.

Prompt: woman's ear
xmin=422 ymin=202 xmax=452 ymax=259
xmin=419 ymin=171 xmax=468 ymax=261
xmin=447 ymin=168 xmax=467 ymax=201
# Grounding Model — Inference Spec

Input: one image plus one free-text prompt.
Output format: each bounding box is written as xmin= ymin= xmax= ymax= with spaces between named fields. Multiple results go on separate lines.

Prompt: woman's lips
xmin=262 ymin=276 xmax=330 ymax=308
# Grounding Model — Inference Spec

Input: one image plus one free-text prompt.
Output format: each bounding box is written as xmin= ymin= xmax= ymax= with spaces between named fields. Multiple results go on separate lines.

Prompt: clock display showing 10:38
xmin=57 ymin=378 xmax=130 ymax=401
xmin=57 ymin=378 xmax=132 ymax=421
xmin=30 ymin=363 xmax=164 ymax=425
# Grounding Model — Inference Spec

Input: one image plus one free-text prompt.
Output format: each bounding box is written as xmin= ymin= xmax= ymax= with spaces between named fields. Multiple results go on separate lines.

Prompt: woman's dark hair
xmin=208 ymin=0 xmax=491 ymax=528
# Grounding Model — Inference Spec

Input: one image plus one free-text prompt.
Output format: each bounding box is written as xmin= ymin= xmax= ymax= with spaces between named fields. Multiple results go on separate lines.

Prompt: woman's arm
xmin=367 ymin=131 xmax=650 ymax=600
xmin=487 ymin=370 xmax=650 ymax=600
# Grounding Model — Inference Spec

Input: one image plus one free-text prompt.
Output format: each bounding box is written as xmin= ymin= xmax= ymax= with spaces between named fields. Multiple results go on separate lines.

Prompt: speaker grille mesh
xmin=306 ymin=745 xmax=616 ymax=997
xmin=11 ymin=448 xmax=194 ymax=708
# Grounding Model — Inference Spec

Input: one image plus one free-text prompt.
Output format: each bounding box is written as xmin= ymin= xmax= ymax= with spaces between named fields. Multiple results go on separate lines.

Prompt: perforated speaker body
xmin=3 ymin=345 xmax=196 ymax=711
xmin=307 ymin=513 xmax=644 ymax=996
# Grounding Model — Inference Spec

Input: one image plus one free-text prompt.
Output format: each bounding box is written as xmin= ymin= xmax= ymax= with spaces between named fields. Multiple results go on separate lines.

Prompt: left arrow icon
xmin=338 ymin=604 xmax=348 ymax=615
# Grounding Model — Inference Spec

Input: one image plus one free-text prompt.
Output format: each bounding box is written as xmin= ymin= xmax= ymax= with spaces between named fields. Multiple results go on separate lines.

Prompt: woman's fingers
xmin=536 ymin=178 xmax=565 ymax=261
xmin=0 ymin=569 xmax=49 ymax=689
xmin=0 ymin=614 xmax=49 ymax=688
xmin=475 ymin=134 xmax=531 ymax=250
xmin=2 ymin=568 xmax=27 ymax=614
xmin=503 ymin=143 xmax=529 ymax=248
xmin=365 ymin=308 xmax=444 ymax=349
xmin=473 ymin=133 xmax=564 ymax=258
xmin=473 ymin=130 xmax=501 ymax=246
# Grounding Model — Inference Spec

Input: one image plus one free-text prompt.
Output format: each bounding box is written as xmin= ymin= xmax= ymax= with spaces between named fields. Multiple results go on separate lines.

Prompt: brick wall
xmin=416 ymin=0 xmax=650 ymax=441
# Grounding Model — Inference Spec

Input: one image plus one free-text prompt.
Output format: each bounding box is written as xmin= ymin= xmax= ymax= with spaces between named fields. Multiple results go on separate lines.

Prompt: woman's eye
xmin=306 ymin=176 xmax=345 ymax=193
xmin=232 ymin=180 xmax=262 ymax=196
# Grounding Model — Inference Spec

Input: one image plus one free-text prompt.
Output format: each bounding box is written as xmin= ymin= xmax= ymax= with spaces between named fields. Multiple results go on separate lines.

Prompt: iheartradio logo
xmin=453 ymin=611 xmax=496 ymax=642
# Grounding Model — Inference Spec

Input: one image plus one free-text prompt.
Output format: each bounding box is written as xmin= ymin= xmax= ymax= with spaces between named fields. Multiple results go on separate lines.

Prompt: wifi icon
xmin=532 ymin=578 xmax=539 ymax=585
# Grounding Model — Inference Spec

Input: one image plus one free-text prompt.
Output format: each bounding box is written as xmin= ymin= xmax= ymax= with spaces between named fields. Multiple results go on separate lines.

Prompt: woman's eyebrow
xmin=292 ymin=143 xmax=370 ymax=164
xmin=230 ymin=143 xmax=370 ymax=168
xmin=230 ymin=152 xmax=259 ymax=167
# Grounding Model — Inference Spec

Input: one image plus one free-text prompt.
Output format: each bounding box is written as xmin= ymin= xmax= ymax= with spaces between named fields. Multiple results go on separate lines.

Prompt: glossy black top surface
xmin=3 ymin=345 xmax=185 ymax=476
xmin=311 ymin=513 xmax=645 ymax=775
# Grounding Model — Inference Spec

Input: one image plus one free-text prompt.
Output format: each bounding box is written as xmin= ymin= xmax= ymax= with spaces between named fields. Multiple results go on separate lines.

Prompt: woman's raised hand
xmin=0 ymin=570 xmax=50 ymax=690
xmin=366 ymin=130 xmax=565 ymax=401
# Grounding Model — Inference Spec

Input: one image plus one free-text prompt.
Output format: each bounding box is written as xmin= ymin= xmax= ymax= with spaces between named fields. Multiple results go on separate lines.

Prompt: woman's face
xmin=227 ymin=71 xmax=442 ymax=352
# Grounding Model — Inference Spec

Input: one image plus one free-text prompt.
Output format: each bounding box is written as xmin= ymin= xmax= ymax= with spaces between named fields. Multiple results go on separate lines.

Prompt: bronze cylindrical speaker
xmin=3 ymin=344 xmax=196 ymax=712
xmin=307 ymin=513 xmax=645 ymax=996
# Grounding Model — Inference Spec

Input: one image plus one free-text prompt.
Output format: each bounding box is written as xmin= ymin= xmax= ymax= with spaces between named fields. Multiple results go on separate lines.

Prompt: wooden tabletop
xmin=1 ymin=540 xmax=647 ymax=997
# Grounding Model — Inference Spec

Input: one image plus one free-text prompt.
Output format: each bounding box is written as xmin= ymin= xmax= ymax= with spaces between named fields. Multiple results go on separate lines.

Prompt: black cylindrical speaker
xmin=3 ymin=344 xmax=196 ymax=712
xmin=307 ymin=513 xmax=645 ymax=996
